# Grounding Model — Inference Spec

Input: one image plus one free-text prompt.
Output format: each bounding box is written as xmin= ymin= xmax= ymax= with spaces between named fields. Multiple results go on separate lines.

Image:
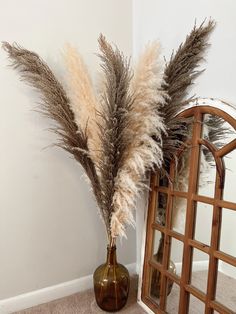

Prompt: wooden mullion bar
xmin=185 ymin=284 xmax=206 ymax=303
xmin=157 ymin=187 xmax=169 ymax=193
xmin=179 ymin=111 xmax=203 ymax=314
xmin=216 ymin=138 xmax=236 ymax=157
xmin=210 ymin=300 xmax=234 ymax=314
xmin=192 ymin=194 xmax=215 ymax=205
xmin=149 ymin=259 xmax=162 ymax=270
xmin=159 ymin=164 xmax=174 ymax=311
xmin=214 ymin=250 xmax=236 ymax=267
xmin=171 ymin=190 xmax=188 ymax=198
xmin=152 ymin=222 xmax=165 ymax=233
xmin=141 ymin=174 xmax=159 ymax=300
xmin=188 ymin=239 xmax=210 ymax=254
xmin=217 ymin=199 xmax=236 ymax=211
xmin=193 ymin=194 xmax=236 ymax=211
xmin=205 ymin=172 xmax=224 ymax=314
xmin=149 ymin=259 xmax=181 ymax=286
xmin=152 ymin=223 xmax=185 ymax=242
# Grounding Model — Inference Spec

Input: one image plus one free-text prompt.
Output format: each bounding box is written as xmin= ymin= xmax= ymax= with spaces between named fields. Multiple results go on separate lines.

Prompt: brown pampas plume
xmin=63 ymin=44 xmax=102 ymax=165
xmin=2 ymin=42 xmax=103 ymax=215
xmin=111 ymin=42 xmax=167 ymax=237
xmin=96 ymin=34 xmax=134 ymax=238
xmin=162 ymin=19 xmax=216 ymax=171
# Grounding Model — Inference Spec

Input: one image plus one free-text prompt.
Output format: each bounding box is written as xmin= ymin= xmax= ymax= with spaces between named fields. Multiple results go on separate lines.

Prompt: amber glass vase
xmin=151 ymin=234 xmax=176 ymax=298
xmin=93 ymin=245 xmax=130 ymax=312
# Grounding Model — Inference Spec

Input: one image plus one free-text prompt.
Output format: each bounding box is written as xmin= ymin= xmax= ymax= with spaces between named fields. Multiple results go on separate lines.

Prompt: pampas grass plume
xmin=110 ymin=42 xmax=167 ymax=238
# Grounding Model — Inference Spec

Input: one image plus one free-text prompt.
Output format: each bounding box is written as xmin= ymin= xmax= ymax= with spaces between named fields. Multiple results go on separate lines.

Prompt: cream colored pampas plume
xmin=110 ymin=42 xmax=167 ymax=238
xmin=64 ymin=44 xmax=101 ymax=164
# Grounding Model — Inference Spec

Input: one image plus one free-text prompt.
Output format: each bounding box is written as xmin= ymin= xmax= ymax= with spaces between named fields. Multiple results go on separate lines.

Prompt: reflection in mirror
xmin=171 ymin=197 xmax=187 ymax=234
xmin=152 ymin=230 xmax=163 ymax=264
xmin=220 ymin=208 xmax=236 ymax=257
xmin=170 ymin=238 xmax=183 ymax=277
xmin=159 ymin=174 xmax=169 ymax=188
xmin=151 ymin=231 xmax=163 ymax=298
xmin=197 ymin=145 xmax=216 ymax=198
xmin=166 ymin=282 xmax=180 ymax=313
xmin=216 ymin=261 xmax=236 ymax=311
xmin=223 ymin=147 xmax=236 ymax=203
xmin=149 ymin=266 xmax=160 ymax=305
xmin=156 ymin=192 xmax=168 ymax=226
xmin=202 ymin=114 xmax=235 ymax=149
xmin=189 ymin=294 xmax=205 ymax=313
xmin=194 ymin=202 xmax=213 ymax=245
xmin=173 ymin=147 xmax=191 ymax=193
xmin=190 ymin=249 xmax=209 ymax=293
xmin=151 ymin=232 xmax=176 ymax=299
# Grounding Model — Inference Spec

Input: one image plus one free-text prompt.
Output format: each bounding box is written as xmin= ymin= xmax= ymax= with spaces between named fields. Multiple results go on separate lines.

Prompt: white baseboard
xmin=175 ymin=260 xmax=209 ymax=275
xmin=0 ymin=263 xmax=136 ymax=314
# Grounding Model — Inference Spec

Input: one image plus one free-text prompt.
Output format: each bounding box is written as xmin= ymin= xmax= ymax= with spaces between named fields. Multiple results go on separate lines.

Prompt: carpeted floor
xmin=13 ymin=276 xmax=146 ymax=314
xmin=13 ymin=271 xmax=236 ymax=313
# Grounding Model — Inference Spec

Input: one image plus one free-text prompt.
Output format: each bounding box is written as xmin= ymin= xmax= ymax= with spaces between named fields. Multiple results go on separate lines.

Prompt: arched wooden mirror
xmin=138 ymin=100 xmax=236 ymax=314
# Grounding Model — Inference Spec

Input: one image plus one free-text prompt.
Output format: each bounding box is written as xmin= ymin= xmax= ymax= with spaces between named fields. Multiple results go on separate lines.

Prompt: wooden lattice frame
xmin=141 ymin=105 xmax=236 ymax=314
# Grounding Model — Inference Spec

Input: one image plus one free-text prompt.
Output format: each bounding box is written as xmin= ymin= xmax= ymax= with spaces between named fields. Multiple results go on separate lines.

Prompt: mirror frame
xmin=137 ymin=98 xmax=236 ymax=314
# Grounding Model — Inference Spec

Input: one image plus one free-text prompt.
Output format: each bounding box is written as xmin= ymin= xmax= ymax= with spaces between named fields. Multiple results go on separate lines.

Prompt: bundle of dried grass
xmin=2 ymin=36 xmax=166 ymax=242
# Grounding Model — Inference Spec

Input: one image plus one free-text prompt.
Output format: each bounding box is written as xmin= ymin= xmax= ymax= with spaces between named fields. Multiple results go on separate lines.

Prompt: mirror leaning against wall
xmin=138 ymin=98 xmax=236 ymax=314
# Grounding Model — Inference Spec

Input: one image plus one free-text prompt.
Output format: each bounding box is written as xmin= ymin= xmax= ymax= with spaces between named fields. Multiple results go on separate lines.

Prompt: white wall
xmin=133 ymin=0 xmax=236 ymax=272
xmin=0 ymin=0 xmax=136 ymax=300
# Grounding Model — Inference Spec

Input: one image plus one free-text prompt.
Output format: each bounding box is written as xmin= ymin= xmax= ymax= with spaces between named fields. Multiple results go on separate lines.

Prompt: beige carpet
xmin=13 ymin=271 xmax=236 ymax=313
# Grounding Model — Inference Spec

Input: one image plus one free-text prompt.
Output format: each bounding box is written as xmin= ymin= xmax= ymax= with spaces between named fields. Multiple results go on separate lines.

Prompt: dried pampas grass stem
xmin=64 ymin=44 xmax=102 ymax=165
xmin=110 ymin=42 xmax=167 ymax=238
xmin=2 ymin=42 xmax=103 ymax=215
xmin=161 ymin=19 xmax=216 ymax=171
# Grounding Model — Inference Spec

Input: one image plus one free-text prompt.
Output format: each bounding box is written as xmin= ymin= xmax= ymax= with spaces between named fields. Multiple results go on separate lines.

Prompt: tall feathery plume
xmin=2 ymin=42 xmax=103 ymax=219
xmin=111 ymin=42 xmax=167 ymax=238
xmin=96 ymin=35 xmax=133 ymax=241
xmin=63 ymin=44 xmax=102 ymax=166
xmin=162 ymin=19 xmax=216 ymax=171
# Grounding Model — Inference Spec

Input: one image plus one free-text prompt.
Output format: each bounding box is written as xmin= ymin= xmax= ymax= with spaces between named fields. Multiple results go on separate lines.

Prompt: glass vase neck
xmin=107 ymin=245 xmax=117 ymax=265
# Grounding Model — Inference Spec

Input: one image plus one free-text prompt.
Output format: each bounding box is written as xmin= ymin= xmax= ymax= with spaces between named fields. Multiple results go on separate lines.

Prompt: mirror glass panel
xmin=223 ymin=148 xmax=236 ymax=203
xmin=197 ymin=145 xmax=216 ymax=198
xmin=194 ymin=202 xmax=213 ymax=245
xmin=220 ymin=208 xmax=236 ymax=257
xmin=216 ymin=261 xmax=236 ymax=312
xmin=190 ymin=249 xmax=209 ymax=293
xmin=189 ymin=294 xmax=205 ymax=313
xmin=170 ymin=238 xmax=183 ymax=277
xmin=202 ymin=114 xmax=235 ymax=149
xmin=152 ymin=230 xmax=164 ymax=264
xmin=149 ymin=266 xmax=161 ymax=305
xmin=171 ymin=197 xmax=187 ymax=234
xmin=156 ymin=192 xmax=168 ymax=226
xmin=166 ymin=282 xmax=180 ymax=313
xmin=173 ymin=147 xmax=191 ymax=193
